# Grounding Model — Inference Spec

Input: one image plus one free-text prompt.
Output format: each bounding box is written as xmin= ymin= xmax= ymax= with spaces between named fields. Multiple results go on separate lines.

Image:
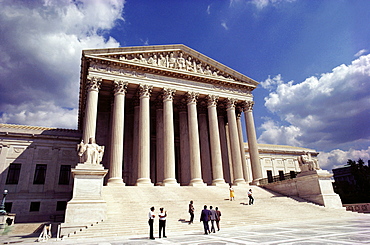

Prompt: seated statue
xmin=298 ymin=152 xmax=320 ymax=172
xmin=77 ymin=137 xmax=105 ymax=164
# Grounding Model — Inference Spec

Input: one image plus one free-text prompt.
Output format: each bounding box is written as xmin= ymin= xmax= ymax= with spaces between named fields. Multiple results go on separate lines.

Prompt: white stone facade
xmin=0 ymin=45 xmax=325 ymax=223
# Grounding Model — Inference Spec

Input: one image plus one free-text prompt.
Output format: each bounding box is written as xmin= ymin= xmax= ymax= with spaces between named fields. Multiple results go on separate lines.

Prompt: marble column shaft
xmin=82 ymin=77 xmax=101 ymax=143
xmin=108 ymin=80 xmax=127 ymax=185
xmin=206 ymin=95 xmax=226 ymax=185
xmin=226 ymin=98 xmax=245 ymax=184
xmin=186 ymin=92 xmax=204 ymax=185
xmin=162 ymin=88 xmax=178 ymax=185
xmin=243 ymin=101 xmax=263 ymax=183
xmin=236 ymin=110 xmax=250 ymax=183
xmin=136 ymin=85 xmax=153 ymax=186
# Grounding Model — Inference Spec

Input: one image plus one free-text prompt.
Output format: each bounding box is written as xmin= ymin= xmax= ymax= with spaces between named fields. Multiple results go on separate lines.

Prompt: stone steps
xmin=63 ymin=185 xmax=360 ymax=239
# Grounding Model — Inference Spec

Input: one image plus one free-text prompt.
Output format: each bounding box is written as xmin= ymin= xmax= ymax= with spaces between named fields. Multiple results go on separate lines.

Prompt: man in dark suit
xmin=200 ymin=205 xmax=211 ymax=235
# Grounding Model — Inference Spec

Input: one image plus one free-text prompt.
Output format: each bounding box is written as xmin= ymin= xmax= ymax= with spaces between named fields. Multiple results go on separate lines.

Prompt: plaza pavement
xmin=2 ymin=215 xmax=369 ymax=244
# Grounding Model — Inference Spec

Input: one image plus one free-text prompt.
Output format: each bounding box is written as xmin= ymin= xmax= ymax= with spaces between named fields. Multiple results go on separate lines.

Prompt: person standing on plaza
xmin=209 ymin=206 xmax=217 ymax=233
xmin=200 ymin=205 xmax=211 ymax=235
xmin=248 ymin=189 xmax=254 ymax=205
xmin=215 ymin=207 xmax=221 ymax=231
xmin=148 ymin=206 xmax=155 ymax=240
xmin=189 ymin=200 xmax=195 ymax=224
xmin=158 ymin=207 xmax=167 ymax=238
xmin=229 ymin=183 xmax=235 ymax=201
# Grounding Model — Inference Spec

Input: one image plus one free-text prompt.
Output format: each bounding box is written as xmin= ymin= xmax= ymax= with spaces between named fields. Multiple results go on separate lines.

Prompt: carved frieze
xmin=93 ymin=50 xmax=249 ymax=84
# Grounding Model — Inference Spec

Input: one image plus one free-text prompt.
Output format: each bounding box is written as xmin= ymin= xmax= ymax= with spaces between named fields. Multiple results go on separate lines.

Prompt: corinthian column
xmin=162 ymin=88 xmax=179 ymax=186
xmin=185 ymin=92 xmax=205 ymax=186
xmin=206 ymin=95 xmax=226 ymax=186
xmin=236 ymin=107 xmax=251 ymax=183
xmin=82 ymin=77 xmax=101 ymax=143
xmin=243 ymin=101 xmax=262 ymax=184
xmin=108 ymin=80 xmax=127 ymax=186
xmin=226 ymin=98 xmax=246 ymax=185
xmin=136 ymin=84 xmax=153 ymax=186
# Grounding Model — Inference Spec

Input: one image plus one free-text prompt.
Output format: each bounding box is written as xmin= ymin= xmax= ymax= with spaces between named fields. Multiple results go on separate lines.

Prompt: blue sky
xmin=0 ymin=0 xmax=369 ymax=171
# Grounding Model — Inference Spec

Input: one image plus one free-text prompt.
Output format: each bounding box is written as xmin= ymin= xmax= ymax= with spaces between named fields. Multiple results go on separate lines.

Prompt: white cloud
xmin=318 ymin=147 xmax=370 ymax=170
xmin=259 ymin=54 xmax=370 ymax=170
xmin=355 ymin=49 xmax=368 ymax=57
xmin=0 ymin=0 xmax=125 ymax=129
xmin=250 ymin=0 xmax=296 ymax=10
xmin=221 ymin=21 xmax=229 ymax=30
xmin=207 ymin=5 xmax=211 ymax=15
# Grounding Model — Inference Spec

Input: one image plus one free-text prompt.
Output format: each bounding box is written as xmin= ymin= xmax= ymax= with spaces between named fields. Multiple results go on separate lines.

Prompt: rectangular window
xmin=30 ymin=202 xmax=40 ymax=212
xmin=33 ymin=164 xmax=47 ymax=184
xmin=279 ymin=170 xmax=285 ymax=181
xmin=6 ymin=164 xmax=22 ymax=184
xmin=290 ymin=171 xmax=296 ymax=178
xmin=56 ymin=201 xmax=67 ymax=211
xmin=5 ymin=202 xmax=12 ymax=213
xmin=267 ymin=170 xmax=273 ymax=183
xmin=58 ymin=165 xmax=71 ymax=185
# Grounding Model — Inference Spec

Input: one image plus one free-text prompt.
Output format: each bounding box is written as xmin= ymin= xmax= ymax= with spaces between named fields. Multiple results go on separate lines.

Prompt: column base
xmin=189 ymin=178 xmax=206 ymax=186
xmin=135 ymin=178 xmax=154 ymax=186
xmin=251 ymin=178 xmax=262 ymax=185
xmin=107 ymin=178 xmax=126 ymax=186
xmin=162 ymin=178 xmax=180 ymax=186
xmin=211 ymin=179 xmax=228 ymax=187
xmin=233 ymin=178 xmax=247 ymax=186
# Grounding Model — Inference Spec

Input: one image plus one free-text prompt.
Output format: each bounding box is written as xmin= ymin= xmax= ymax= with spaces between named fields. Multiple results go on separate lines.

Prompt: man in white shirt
xmin=158 ymin=207 xmax=167 ymax=238
xmin=148 ymin=207 xmax=155 ymax=240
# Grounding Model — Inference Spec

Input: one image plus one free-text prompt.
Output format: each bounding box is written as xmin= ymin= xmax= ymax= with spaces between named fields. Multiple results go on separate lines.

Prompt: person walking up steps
xmin=229 ymin=183 xmax=235 ymax=201
xmin=200 ymin=205 xmax=211 ymax=235
xmin=209 ymin=206 xmax=217 ymax=233
xmin=248 ymin=189 xmax=254 ymax=205
xmin=189 ymin=200 xmax=194 ymax=224
xmin=215 ymin=207 xmax=221 ymax=231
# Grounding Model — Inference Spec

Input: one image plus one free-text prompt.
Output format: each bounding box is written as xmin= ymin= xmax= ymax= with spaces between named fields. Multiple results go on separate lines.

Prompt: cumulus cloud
xmin=0 ymin=0 xmax=125 ymax=129
xmin=318 ymin=147 xmax=370 ymax=170
xmin=259 ymin=54 xmax=370 ymax=169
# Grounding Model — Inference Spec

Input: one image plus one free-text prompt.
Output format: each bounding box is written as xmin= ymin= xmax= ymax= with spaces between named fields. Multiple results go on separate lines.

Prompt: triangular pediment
xmin=83 ymin=44 xmax=258 ymax=87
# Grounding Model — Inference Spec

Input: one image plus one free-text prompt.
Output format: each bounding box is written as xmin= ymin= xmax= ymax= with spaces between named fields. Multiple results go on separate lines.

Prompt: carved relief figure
xmin=298 ymin=152 xmax=320 ymax=172
xmin=77 ymin=137 xmax=105 ymax=164
xmin=147 ymin=54 xmax=158 ymax=66
xmin=186 ymin=56 xmax=194 ymax=71
xmin=158 ymin=54 xmax=167 ymax=67
xmin=168 ymin=53 xmax=176 ymax=69
xmin=177 ymin=52 xmax=186 ymax=70
xmin=139 ymin=54 xmax=147 ymax=64
xmin=204 ymin=65 xmax=212 ymax=76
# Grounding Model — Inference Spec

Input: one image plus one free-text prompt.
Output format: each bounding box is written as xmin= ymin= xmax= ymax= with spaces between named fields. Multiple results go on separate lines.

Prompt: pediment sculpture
xmin=114 ymin=51 xmax=236 ymax=81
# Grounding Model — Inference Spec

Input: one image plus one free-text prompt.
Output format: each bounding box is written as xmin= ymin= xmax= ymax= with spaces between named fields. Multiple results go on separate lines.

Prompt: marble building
xmin=0 ymin=45 xmax=322 ymax=222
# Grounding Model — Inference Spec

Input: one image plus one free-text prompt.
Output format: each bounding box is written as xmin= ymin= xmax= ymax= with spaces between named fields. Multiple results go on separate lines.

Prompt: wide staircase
xmin=63 ymin=185 xmax=362 ymax=239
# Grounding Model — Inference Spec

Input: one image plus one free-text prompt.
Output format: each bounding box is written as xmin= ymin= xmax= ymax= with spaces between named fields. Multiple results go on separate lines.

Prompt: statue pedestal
xmin=296 ymin=170 xmax=343 ymax=208
xmin=63 ymin=163 xmax=108 ymax=226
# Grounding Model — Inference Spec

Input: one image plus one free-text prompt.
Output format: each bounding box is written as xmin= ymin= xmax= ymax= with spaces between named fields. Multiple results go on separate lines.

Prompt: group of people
xmin=148 ymin=206 xmax=167 ymax=240
xmin=199 ymin=204 xmax=222 ymax=235
xmin=148 ymin=187 xmax=255 ymax=239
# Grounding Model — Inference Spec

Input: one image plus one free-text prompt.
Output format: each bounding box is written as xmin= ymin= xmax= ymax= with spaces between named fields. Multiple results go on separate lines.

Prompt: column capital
xmin=185 ymin=91 xmax=199 ymax=104
xmin=113 ymin=80 xmax=128 ymax=95
xmin=242 ymin=101 xmax=255 ymax=112
xmin=86 ymin=76 xmax=102 ymax=92
xmin=226 ymin=98 xmax=236 ymax=110
xmin=138 ymin=84 xmax=153 ymax=98
xmin=206 ymin=95 xmax=219 ymax=108
xmin=163 ymin=88 xmax=176 ymax=101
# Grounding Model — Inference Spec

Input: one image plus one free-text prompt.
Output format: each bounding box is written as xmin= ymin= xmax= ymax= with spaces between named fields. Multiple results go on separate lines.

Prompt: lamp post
xmin=0 ymin=190 xmax=8 ymax=215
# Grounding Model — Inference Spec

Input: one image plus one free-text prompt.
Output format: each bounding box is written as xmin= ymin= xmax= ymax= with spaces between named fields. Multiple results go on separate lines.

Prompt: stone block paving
xmin=4 ymin=215 xmax=369 ymax=245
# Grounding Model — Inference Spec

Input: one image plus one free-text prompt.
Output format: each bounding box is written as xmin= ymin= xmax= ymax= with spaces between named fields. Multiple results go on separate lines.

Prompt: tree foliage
xmin=333 ymin=159 xmax=370 ymax=204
